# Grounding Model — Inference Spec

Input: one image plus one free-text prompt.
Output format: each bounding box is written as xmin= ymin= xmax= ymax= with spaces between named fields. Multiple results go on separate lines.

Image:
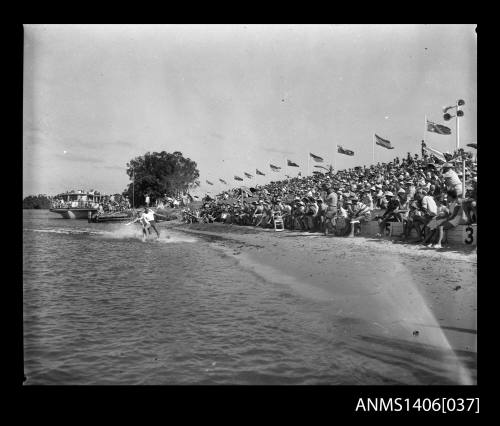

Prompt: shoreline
xmin=167 ymin=222 xmax=477 ymax=380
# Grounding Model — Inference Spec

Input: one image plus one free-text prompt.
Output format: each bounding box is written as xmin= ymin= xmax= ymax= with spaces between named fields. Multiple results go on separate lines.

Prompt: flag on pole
xmin=314 ymin=165 xmax=329 ymax=171
xmin=234 ymin=176 xmax=243 ymax=181
xmin=270 ymin=164 xmax=281 ymax=171
xmin=206 ymin=180 xmax=213 ymax=185
xmin=374 ymin=134 xmax=394 ymax=149
xmin=256 ymin=169 xmax=265 ymax=176
xmin=309 ymin=153 xmax=324 ymax=162
xmin=466 ymin=143 xmax=477 ymax=149
xmin=219 ymin=178 xmax=227 ymax=184
xmin=337 ymin=145 xmax=354 ymax=156
xmin=422 ymin=145 xmax=447 ymax=163
xmin=244 ymin=172 xmax=253 ymax=179
xmin=426 ymin=120 xmax=452 ymax=135
xmin=287 ymin=159 xmax=299 ymax=167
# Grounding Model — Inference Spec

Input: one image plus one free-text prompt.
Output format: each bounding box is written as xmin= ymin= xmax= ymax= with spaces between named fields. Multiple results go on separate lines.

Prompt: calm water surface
xmin=23 ymin=210 xmax=474 ymax=385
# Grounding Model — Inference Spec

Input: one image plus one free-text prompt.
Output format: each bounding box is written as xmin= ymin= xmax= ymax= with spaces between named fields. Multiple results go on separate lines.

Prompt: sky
xmin=23 ymin=24 xmax=477 ymax=198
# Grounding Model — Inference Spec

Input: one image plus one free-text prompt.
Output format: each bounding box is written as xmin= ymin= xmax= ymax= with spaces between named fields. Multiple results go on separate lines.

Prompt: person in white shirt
xmin=129 ymin=211 xmax=152 ymax=242
xmin=441 ymin=163 xmax=463 ymax=197
xmin=143 ymin=207 xmax=160 ymax=239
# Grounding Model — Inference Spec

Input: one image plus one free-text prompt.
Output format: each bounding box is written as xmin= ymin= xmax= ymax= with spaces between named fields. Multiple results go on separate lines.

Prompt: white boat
xmin=49 ymin=190 xmax=103 ymax=219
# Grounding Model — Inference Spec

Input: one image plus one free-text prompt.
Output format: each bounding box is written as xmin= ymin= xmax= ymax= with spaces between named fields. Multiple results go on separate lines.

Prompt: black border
xmin=12 ymin=23 xmax=487 ymax=418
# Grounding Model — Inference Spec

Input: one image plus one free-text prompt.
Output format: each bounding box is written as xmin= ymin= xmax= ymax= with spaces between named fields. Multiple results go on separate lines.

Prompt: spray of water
xmin=25 ymin=225 xmax=199 ymax=244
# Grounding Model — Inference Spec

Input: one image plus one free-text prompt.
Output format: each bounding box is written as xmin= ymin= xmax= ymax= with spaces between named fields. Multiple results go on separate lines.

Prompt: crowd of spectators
xmin=181 ymin=148 xmax=477 ymax=248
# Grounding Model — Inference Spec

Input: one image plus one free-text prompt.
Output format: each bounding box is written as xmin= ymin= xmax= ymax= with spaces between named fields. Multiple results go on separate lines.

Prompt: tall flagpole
xmin=333 ymin=145 xmax=336 ymax=172
xmin=424 ymin=114 xmax=426 ymax=146
xmin=372 ymin=134 xmax=375 ymax=164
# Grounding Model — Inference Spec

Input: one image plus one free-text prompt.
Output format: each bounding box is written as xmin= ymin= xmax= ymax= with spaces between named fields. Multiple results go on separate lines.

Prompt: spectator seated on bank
xmin=423 ymin=193 xmax=449 ymax=246
xmin=304 ymin=197 xmax=319 ymax=231
xmin=412 ymin=189 xmax=438 ymax=243
xmin=433 ymin=189 xmax=468 ymax=249
xmin=349 ymin=195 xmax=371 ymax=235
xmin=375 ymin=191 xmax=401 ymax=237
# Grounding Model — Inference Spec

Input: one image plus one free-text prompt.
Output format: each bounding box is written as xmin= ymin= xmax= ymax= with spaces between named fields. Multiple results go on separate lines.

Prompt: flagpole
xmin=424 ymin=115 xmax=426 ymax=148
xmin=372 ymin=134 xmax=375 ymax=164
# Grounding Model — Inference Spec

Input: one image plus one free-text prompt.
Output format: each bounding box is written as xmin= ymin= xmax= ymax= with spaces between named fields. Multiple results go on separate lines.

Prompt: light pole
xmin=443 ymin=99 xmax=465 ymax=149
xmin=443 ymin=99 xmax=466 ymax=196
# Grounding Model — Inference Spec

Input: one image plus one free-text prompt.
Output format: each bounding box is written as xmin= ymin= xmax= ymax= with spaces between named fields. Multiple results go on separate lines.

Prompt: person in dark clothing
xmin=376 ymin=191 xmax=401 ymax=237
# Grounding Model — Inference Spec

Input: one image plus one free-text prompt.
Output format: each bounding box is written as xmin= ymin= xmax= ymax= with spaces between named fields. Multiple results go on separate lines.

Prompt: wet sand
xmin=167 ymin=221 xmax=477 ymax=384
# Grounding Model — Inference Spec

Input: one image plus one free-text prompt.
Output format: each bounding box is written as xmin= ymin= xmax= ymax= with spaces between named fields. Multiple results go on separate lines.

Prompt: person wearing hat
xmin=441 ymin=162 xmax=463 ymax=197
xmin=375 ymin=191 xmax=402 ymax=237
xmin=401 ymin=200 xmax=423 ymax=241
xmin=281 ymin=201 xmax=293 ymax=229
xmin=304 ymin=197 xmax=319 ymax=231
xmin=410 ymin=188 xmax=438 ymax=242
xmin=433 ymin=189 xmax=468 ymax=249
xmin=361 ymin=188 xmax=374 ymax=210
xmin=316 ymin=198 xmax=327 ymax=232
xmin=293 ymin=200 xmax=307 ymax=230
xmin=325 ymin=185 xmax=338 ymax=210
xmin=350 ymin=195 xmax=371 ymax=235
xmin=252 ymin=200 xmax=265 ymax=226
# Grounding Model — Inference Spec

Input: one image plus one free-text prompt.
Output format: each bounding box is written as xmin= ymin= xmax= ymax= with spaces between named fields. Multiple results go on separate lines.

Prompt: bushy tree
xmin=122 ymin=151 xmax=200 ymax=206
xmin=23 ymin=194 xmax=52 ymax=209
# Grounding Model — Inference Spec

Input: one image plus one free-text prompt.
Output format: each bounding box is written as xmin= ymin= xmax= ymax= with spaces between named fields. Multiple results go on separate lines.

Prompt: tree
xmin=122 ymin=151 xmax=200 ymax=206
xmin=23 ymin=194 xmax=52 ymax=209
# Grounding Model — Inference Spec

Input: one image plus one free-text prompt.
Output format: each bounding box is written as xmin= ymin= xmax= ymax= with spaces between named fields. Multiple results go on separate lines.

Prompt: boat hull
xmin=50 ymin=208 xmax=97 ymax=219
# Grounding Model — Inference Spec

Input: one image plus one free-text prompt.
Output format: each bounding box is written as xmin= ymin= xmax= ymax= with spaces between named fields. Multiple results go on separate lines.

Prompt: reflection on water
xmin=23 ymin=210 xmax=475 ymax=385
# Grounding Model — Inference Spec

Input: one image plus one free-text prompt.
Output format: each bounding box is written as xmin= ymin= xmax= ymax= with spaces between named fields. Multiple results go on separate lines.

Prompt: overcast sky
xmin=23 ymin=24 xmax=477 ymax=197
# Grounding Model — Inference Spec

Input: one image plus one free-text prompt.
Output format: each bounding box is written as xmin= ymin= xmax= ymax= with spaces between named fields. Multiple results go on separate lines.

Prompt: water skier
xmin=143 ymin=207 xmax=160 ymax=239
xmin=128 ymin=210 xmax=152 ymax=242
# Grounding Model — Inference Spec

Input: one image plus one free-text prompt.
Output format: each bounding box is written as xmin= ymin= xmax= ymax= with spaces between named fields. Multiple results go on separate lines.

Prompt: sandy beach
xmin=167 ymin=220 xmax=477 ymax=384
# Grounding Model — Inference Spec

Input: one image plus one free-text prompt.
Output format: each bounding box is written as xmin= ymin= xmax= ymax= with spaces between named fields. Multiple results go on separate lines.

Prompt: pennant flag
xmin=206 ymin=180 xmax=213 ymax=185
xmin=219 ymin=178 xmax=227 ymax=184
xmin=256 ymin=169 xmax=265 ymax=176
xmin=427 ymin=120 xmax=452 ymax=135
xmin=314 ymin=165 xmax=329 ymax=171
xmin=466 ymin=143 xmax=477 ymax=149
xmin=270 ymin=164 xmax=281 ymax=172
xmin=244 ymin=172 xmax=253 ymax=179
xmin=422 ymin=145 xmax=446 ymax=163
xmin=287 ymin=159 xmax=299 ymax=167
xmin=309 ymin=153 xmax=324 ymax=162
xmin=375 ymin=134 xmax=394 ymax=149
xmin=337 ymin=145 xmax=354 ymax=156
xmin=234 ymin=175 xmax=243 ymax=181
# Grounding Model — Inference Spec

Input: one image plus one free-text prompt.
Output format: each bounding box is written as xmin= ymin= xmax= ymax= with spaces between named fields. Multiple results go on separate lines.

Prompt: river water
xmin=23 ymin=210 xmax=475 ymax=385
